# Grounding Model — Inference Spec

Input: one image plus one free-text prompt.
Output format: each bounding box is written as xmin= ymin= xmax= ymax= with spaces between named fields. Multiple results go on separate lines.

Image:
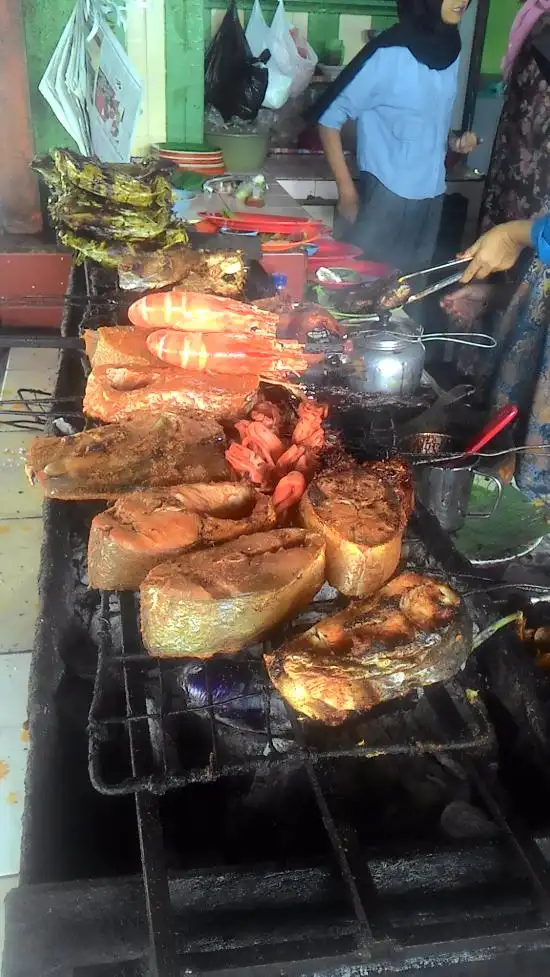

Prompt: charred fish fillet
xmin=26 ymin=411 xmax=230 ymax=500
xmin=265 ymin=572 xmax=471 ymax=726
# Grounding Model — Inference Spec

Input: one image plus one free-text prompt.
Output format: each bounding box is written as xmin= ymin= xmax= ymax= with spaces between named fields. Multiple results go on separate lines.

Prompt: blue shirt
xmin=532 ymin=214 xmax=550 ymax=263
xmin=319 ymin=48 xmax=459 ymax=201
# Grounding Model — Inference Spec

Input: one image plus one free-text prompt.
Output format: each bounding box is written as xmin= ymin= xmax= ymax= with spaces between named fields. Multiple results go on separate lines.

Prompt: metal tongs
xmin=401 ymin=256 xmax=470 ymax=306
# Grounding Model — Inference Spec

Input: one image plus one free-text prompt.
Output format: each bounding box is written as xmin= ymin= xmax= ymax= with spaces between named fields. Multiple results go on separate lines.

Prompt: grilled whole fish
xmin=88 ymin=487 xmax=276 ymax=591
xmin=140 ymin=529 xmax=326 ymax=658
xmin=26 ymin=412 xmax=230 ymax=500
xmin=265 ymin=572 xmax=472 ymax=726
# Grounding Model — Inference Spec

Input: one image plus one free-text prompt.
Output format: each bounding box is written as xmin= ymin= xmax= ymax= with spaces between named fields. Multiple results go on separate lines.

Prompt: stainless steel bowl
xmin=203 ymin=176 xmax=244 ymax=195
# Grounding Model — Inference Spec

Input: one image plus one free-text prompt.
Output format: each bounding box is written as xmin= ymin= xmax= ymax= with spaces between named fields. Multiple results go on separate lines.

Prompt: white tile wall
xmin=0 ymin=348 xmax=52 ymax=889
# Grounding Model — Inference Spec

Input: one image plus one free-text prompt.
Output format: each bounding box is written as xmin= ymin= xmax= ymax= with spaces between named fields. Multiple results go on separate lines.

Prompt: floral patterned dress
xmin=480 ymin=14 xmax=550 ymax=231
xmin=448 ymin=18 xmax=550 ymax=502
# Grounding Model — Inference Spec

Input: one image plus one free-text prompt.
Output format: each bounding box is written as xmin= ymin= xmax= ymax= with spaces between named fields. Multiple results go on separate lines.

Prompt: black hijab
xmin=306 ymin=0 xmax=465 ymax=125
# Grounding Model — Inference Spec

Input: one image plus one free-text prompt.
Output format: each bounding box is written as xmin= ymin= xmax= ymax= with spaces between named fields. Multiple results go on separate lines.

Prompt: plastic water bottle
xmin=272 ymin=273 xmax=288 ymax=296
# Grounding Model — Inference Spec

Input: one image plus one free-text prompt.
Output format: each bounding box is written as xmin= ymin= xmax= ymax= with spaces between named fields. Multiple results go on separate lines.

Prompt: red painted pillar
xmin=0 ymin=0 xmax=41 ymax=233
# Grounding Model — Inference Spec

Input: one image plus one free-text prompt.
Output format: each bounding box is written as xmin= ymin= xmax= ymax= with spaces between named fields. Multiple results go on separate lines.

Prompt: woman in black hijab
xmin=310 ymin=0 xmax=476 ymax=272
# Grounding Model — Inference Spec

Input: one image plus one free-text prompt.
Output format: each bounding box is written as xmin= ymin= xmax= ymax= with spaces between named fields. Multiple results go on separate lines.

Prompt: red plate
xmin=198 ymin=212 xmax=324 ymax=235
xmin=262 ymin=227 xmax=324 ymax=253
xmin=310 ymin=238 xmax=364 ymax=260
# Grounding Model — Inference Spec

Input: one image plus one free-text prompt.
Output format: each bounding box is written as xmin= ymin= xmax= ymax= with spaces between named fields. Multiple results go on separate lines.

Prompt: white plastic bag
xmin=245 ymin=0 xmax=292 ymax=111
xmin=269 ymin=0 xmax=317 ymax=99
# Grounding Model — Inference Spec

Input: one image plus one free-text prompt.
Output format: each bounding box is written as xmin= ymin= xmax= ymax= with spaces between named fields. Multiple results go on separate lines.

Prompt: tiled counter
xmin=0 ymin=347 xmax=59 ymax=956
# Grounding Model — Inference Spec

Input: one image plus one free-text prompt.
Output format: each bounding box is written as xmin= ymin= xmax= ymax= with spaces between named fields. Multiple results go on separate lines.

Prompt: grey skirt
xmin=341 ymin=172 xmax=444 ymax=274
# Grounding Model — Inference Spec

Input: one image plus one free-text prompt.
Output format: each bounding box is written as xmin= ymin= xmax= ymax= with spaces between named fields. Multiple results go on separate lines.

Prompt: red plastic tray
xmin=198 ymin=212 xmax=324 ymax=235
xmin=309 ymin=238 xmax=364 ymax=261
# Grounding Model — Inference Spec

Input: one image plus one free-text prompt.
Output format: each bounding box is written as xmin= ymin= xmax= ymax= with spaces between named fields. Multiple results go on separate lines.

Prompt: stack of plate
xmin=154 ymin=142 xmax=225 ymax=176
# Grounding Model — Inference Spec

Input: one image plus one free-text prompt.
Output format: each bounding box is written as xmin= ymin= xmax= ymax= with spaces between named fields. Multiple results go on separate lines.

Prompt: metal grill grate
xmin=88 ymin=546 xmax=495 ymax=797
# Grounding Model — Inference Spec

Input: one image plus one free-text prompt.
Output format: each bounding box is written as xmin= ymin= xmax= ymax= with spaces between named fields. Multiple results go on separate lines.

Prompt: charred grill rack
xmin=6 ymin=267 xmax=550 ymax=976
xmin=88 ymin=569 xmax=494 ymax=797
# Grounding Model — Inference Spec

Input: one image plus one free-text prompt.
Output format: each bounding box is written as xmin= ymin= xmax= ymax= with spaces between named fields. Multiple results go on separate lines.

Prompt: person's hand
xmin=450 ymin=131 xmax=479 ymax=155
xmin=337 ymin=185 xmax=359 ymax=223
xmin=460 ymin=221 xmax=533 ymax=282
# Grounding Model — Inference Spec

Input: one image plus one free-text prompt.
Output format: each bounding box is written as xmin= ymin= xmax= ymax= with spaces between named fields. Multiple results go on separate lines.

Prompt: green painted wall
xmin=19 ymin=0 xmax=517 ymax=156
xmin=22 ymin=0 xmax=77 ymax=155
xmin=481 ymin=0 xmax=518 ymax=76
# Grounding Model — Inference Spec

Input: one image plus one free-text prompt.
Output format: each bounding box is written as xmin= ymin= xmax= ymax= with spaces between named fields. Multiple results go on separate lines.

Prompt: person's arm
xmin=460 ymin=219 xmax=535 ymax=282
xmin=318 ymin=126 xmax=358 ymax=221
xmin=317 ymin=54 xmax=380 ymax=224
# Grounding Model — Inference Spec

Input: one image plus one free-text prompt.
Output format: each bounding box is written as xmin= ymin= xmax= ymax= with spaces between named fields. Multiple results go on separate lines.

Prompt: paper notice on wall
xmin=84 ymin=19 xmax=143 ymax=161
xmin=39 ymin=0 xmax=143 ymax=162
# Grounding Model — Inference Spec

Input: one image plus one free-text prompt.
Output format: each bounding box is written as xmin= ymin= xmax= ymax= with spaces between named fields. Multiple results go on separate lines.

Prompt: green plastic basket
xmin=205 ymin=131 xmax=269 ymax=173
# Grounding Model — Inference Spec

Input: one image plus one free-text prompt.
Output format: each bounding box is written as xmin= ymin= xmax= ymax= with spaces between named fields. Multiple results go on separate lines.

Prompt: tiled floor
xmin=0 ymin=347 xmax=57 ymax=960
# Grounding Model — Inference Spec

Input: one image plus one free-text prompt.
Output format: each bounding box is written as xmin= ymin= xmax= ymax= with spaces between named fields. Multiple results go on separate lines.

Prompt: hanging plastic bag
xmin=245 ymin=0 xmax=292 ymax=111
xmin=205 ymin=0 xmax=268 ymax=122
xmin=269 ymin=0 xmax=317 ymax=99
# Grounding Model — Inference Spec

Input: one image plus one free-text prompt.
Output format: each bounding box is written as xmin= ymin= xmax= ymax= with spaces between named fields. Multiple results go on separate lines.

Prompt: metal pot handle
xmin=467 ymin=472 xmax=503 ymax=519
xmin=422 ymin=333 xmax=497 ymax=349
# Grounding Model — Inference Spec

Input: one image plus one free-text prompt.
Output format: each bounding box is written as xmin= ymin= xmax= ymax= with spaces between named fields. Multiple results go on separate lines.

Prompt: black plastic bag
xmin=205 ymin=0 xmax=269 ymax=122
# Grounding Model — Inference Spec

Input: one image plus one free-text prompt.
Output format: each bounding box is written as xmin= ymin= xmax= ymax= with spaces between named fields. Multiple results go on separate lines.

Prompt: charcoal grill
xmin=5 ymin=267 xmax=550 ymax=977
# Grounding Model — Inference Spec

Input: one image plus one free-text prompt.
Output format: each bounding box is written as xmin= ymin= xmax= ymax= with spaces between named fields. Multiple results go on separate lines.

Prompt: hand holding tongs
xmin=401 ymin=256 xmax=471 ymax=305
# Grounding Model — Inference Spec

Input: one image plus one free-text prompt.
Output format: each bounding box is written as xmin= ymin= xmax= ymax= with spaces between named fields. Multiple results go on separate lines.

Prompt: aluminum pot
xmin=400 ymin=433 xmax=504 ymax=534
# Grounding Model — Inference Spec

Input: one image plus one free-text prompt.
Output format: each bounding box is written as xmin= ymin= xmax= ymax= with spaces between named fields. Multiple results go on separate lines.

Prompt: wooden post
xmin=0 ymin=0 xmax=41 ymax=233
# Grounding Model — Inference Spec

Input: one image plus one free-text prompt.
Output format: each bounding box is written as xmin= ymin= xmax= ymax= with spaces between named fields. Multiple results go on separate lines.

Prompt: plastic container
xmin=205 ymin=131 xmax=270 ymax=173
xmin=272 ymin=273 xmax=288 ymax=294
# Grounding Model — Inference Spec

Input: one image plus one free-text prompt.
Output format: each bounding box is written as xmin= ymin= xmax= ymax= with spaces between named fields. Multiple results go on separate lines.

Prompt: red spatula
xmin=463 ymin=404 xmax=519 ymax=456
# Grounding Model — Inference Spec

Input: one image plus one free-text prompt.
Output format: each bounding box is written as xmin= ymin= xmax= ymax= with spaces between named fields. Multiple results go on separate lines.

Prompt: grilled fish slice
xmin=299 ymin=460 xmax=413 ymax=597
xmin=26 ymin=412 xmax=230 ymax=500
xmin=140 ymin=529 xmax=326 ymax=658
xmin=265 ymin=572 xmax=470 ymax=726
xmin=83 ymin=364 xmax=259 ymax=422
xmin=84 ymin=327 xmax=162 ymax=369
xmin=88 ymin=488 xmax=276 ymax=591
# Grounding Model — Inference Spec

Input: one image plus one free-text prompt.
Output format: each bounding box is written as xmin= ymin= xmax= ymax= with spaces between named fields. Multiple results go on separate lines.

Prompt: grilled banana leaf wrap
xmin=31 ymin=148 xmax=188 ymax=267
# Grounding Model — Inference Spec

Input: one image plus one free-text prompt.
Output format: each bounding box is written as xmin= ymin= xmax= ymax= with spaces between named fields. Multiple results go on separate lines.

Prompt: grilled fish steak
xmin=83 ymin=365 xmax=259 ymax=422
xmin=265 ymin=572 xmax=471 ymax=725
xmin=299 ymin=460 xmax=413 ymax=597
xmin=84 ymin=327 xmax=162 ymax=369
xmin=26 ymin=412 xmax=229 ymax=500
xmin=140 ymin=529 xmax=326 ymax=658
xmin=88 ymin=487 xmax=276 ymax=591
